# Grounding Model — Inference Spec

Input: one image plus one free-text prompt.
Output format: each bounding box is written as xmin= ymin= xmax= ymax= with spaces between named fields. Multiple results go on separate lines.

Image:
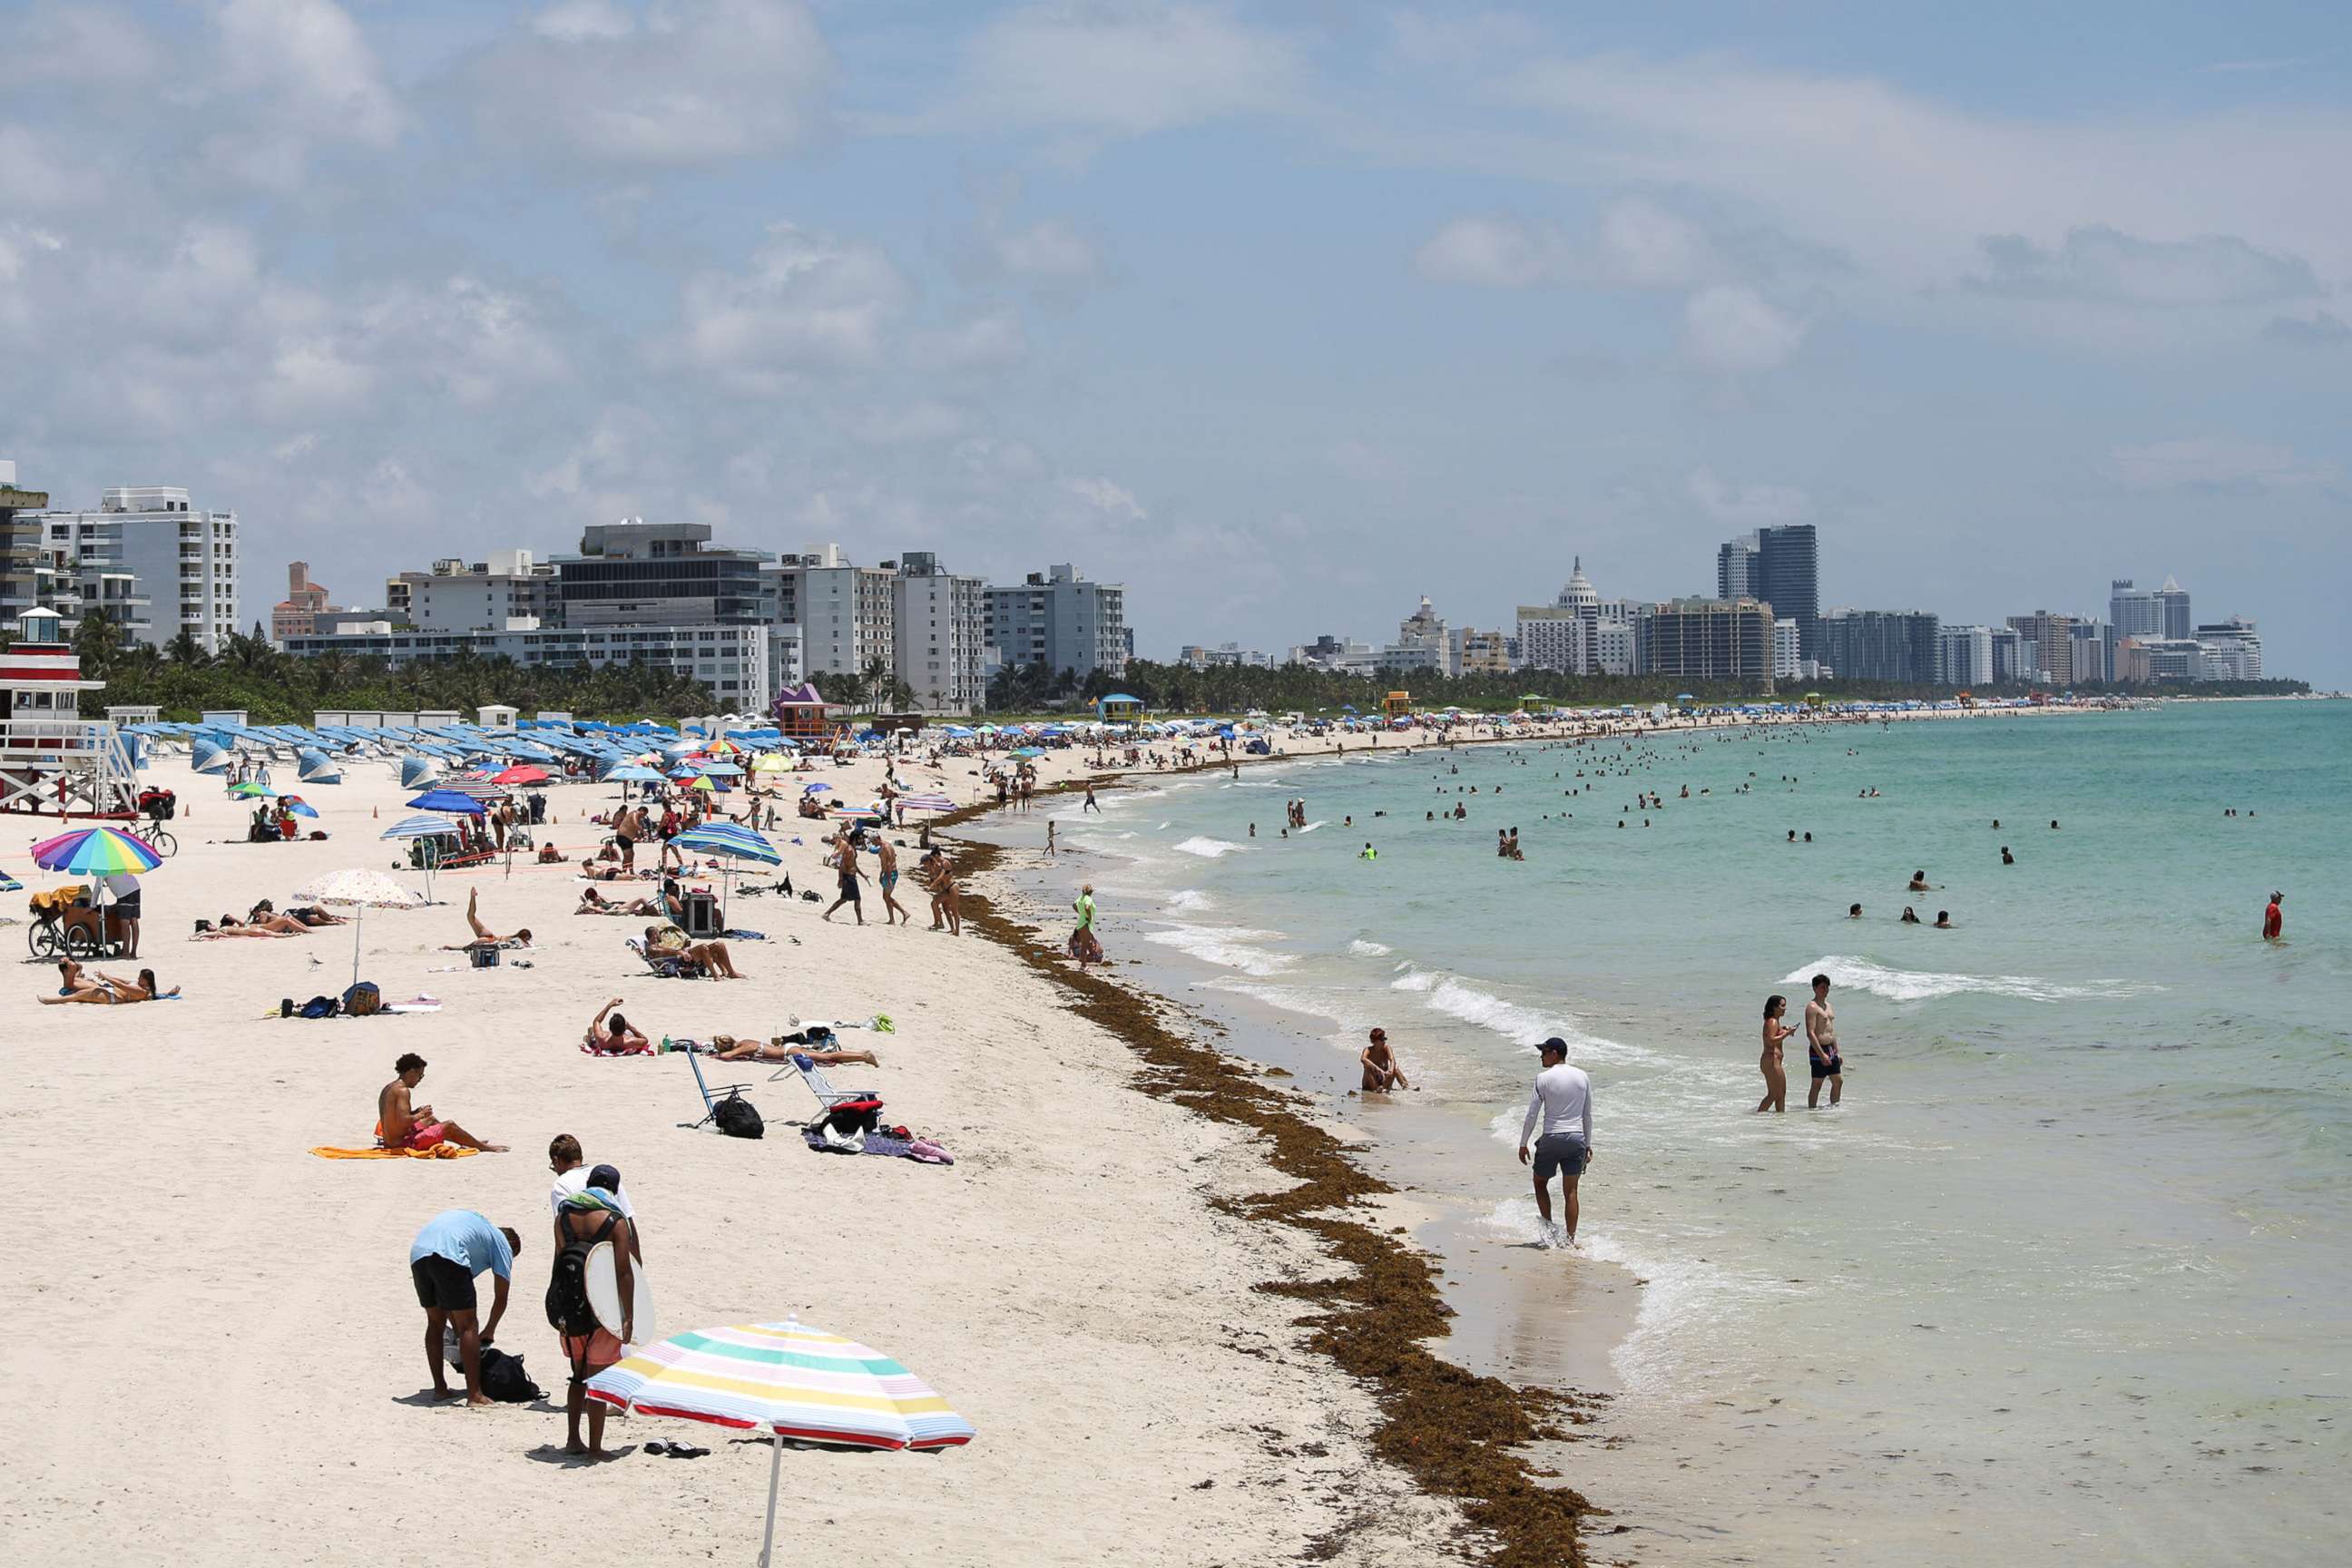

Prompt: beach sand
xmin=0 ymin=748 xmax=1474 ymax=1567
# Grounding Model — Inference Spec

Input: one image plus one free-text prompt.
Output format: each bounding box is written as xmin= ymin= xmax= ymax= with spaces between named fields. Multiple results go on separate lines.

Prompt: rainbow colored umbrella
xmin=31 ymin=826 xmax=162 ymax=876
xmin=588 ymin=1318 xmax=972 ymax=1565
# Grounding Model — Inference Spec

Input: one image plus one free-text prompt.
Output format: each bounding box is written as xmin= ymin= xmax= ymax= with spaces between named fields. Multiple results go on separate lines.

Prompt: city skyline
xmin=2 ymin=2 xmax=2344 ymax=683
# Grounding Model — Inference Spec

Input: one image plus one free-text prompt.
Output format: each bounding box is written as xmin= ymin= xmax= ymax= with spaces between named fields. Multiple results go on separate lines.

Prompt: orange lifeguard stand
xmin=769 ymin=681 xmax=834 ymax=742
xmin=1380 ymin=691 xmax=1412 ymax=720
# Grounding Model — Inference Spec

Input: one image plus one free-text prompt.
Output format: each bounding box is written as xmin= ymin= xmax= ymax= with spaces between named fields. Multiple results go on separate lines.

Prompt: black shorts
xmin=410 ymin=1254 xmax=477 ymax=1312
xmin=1810 ymin=1054 xmax=1844 ymax=1079
xmin=1533 ymin=1133 xmax=1588 ymax=1181
xmin=838 ymin=875 xmax=861 ymax=900
xmin=115 ymin=894 xmax=142 ymax=919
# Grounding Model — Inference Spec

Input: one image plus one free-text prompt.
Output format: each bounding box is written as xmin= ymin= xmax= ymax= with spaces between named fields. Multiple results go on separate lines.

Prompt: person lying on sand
xmin=710 ymin=1033 xmax=879 ymax=1066
xmin=41 ymin=961 xmax=178 ymax=1004
xmin=583 ymin=998 xmax=650 ymax=1053
xmin=642 ymin=925 xmax=745 ymax=978
xmin=443 ymin=887 xmax=532 ymax=951
xmin=378 ymin=1052 xmax=505 ymax=1152
xmin=576 ymin=886 xmax=659 ymax=916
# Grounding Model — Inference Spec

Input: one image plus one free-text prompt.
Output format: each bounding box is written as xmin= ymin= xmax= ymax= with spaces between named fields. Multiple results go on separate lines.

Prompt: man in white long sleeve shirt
xmin=1517 ymin=1037 xmax=1594 ymax=1247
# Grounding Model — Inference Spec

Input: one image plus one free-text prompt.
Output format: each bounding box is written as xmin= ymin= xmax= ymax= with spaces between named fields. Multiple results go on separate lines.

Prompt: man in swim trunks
xmin=876 ymin=837 xmax=910 ymax=926
xmin=1517 ymin=1037 xmax=1593 ymax=1247
xmin=1803 ymin=974 xmax=1844 ymax=1108
xmin=378 ymin=1053 xmax=505 ymax=1152
xmin=409 ymin=1208 xmax=522 ymax=1408
xmin=1360 ymin=1028 xmax=1410 ymax=1091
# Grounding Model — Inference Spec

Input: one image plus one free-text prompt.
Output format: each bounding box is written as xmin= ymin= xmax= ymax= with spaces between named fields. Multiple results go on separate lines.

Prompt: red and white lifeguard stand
xmin=0 ymin=607 xmax=139 ymax=817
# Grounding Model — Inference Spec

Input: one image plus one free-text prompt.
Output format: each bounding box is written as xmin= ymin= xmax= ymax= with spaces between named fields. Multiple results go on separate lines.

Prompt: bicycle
xmin=124 ymin=820 xmax=177 ymax=858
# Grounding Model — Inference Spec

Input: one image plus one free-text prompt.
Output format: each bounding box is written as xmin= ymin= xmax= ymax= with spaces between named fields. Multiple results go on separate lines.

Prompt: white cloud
xmin=1687 ymin=469 xmax=1812 ymax=525
xmin=2106 ymin=438 xmax=2340 ymax=494
xmin=1415 ymin=200 xmax=1721 ymax=290
xmin=994 ymin=219 xmax=1102 ymax=283
xmin=2265 ymin=311 xmax=2350 ymax=348
xmin=469 ymin=0 xmax=832 ymax=166
xmin=12 ymin=4 xmax=162 ymax=83
xmin=1965 ymin=225 xmax=2318 ymax=307
xmin=1681 ymin=286 xmax=1805 ymax=374
xmin=959 ymin=2 xmax=1300 ymax=136
xmin=672 ymin=223 xmax=909 ymax=388
xmin=1414 ymin=214 xmax=1560 ymax=288
xmin=1062 ymin=474 xmax=1148 ymax=521
xmin=214 ymin=0 xmax=401 ymax=149
xmin=0 ymin=124 xmax=96 ymax=209
xmin=915 ymin=309 xmax=1029 ymax=371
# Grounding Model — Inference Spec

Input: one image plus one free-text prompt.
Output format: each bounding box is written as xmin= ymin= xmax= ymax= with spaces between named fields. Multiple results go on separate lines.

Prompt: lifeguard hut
xmin=1096 ymin=692 xmax=1144 ymax=723
xmin=1381 ymin=690 xmax=1413 ymax=720
xmin=769 ymin=681 xmax=834 ymax=742
xmin=0 ymin=608 xmax=138 ymax=817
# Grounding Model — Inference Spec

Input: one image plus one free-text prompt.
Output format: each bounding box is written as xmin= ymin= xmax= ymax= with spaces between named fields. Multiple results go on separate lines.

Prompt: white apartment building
xmin=283 ymin=622 xmax=786 ymax=712
xmin=769 ymin=544 xmax=898 ymax=685
xmin=1936 ymin=624 xmax=1995 ymax=687
xmin=39 ymin=485 xmax=239 ymax=652
xmin=407 ymin=550 xmax=558 ymax=632
xmin=2194 ymin=618 xmax=2263 ymax=681
xmin=890 ymin=552 xmax=987 ymax=713
xmin=984 ymin=564 xmax=1130 ymax=681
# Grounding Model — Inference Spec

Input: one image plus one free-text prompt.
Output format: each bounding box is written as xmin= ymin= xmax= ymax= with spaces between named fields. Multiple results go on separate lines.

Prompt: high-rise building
xmin=1988 ymin=626 xmax=2025 ymax=684
xmin=1716 ymin=534 xmax=1759 ymax=601
xmin=1753 ymin=524 xmax=1820 ymax=660
xmin=0 ymin=461 xmax=51 ymax=622
xmin=1771 ymin=620 xmax=1802 ymax=681
xmin=555 ymin=520 xmax=770 ymax=628
xmin=271 ymin=562 xmax=337 ymax=640
xmin=36 ymin=485 xmax=240 ymax=653
xmin=769 ymin=544 xmax=897 ymax=686
xmin=1818 ymin=609 xmax=1941 ymax=684
xmin=1936 ymin=625 xmax=1994 ymax=688
xmin=2005 ymin=612 xmax=2076 ymax=687
xmin=2194 ymin=617 xmax=2262 ymax=680
xmin=1639 ymin=597 xmax=1776 ymax=683
xmin=2069 ymin=620 xmax=2111 ymax=685
xmin=1449 ymin=627 xmax=1512 ymax=676
xmin=889 ymin=551 xmax=986 ymax=713
xmin=1515 ymin=559 xmax=1603 ymax=673
xmin=984 ymin=564 xmax=1130 ymax=681
xmin=2155 ymin=575 xmax=2192 ymax=640
xmin=402 ymin=551 xmax=557 ymax=632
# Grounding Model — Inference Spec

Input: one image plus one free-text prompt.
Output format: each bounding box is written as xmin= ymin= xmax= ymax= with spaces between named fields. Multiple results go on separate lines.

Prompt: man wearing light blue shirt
xmin=408 ymin=1209 xmax=522 ymax=1407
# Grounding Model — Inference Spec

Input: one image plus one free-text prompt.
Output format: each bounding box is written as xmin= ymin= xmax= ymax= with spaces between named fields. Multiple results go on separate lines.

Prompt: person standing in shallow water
xmin=1758 ymin=995 xmax=1796 ymax=1112
xmin=1804 ymin=974 xmax=1844 ymax=1108
xmin=1517 ymin=1037 xmax=1593 ymax=1248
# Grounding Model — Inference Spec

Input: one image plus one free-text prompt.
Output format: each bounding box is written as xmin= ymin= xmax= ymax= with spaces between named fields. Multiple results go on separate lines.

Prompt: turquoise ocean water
xmin=998 ymin=701 xmax=2349 ymax=1566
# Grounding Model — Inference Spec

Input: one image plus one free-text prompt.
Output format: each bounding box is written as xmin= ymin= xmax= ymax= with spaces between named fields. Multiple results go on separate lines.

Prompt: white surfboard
xmin=584 ymin=1240 xmax=656 ymax=1345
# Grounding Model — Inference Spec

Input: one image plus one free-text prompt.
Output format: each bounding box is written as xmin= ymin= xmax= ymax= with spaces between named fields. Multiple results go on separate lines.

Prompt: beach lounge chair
xmin=626 ymin=936 xmax=709 ymax=980
xmin=680 ymin=1046 xmax=757 ymax=1132
xmin=778 ymin=1053 xmax=884 ymax=1115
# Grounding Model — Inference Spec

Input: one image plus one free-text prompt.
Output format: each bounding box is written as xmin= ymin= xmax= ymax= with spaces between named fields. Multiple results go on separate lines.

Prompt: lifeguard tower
xmin=1096 ymin=692 xmax=1144 ymax=723
xmin=0 ymin=607 xmax=139 ymax=817
xmin=769 ymin=681 xmax=834 ymax=743
xmin=1381 ymin=691 xmax=1413 ymax=720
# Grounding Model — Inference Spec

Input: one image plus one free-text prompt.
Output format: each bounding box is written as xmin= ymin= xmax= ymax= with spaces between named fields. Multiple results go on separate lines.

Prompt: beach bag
xmin=477 ymin=1347 xmax=544 ymax=1404
xmin=470 ymin=946 xmax=502 ymax=969
xmin=544 ymin=1210 xmax=620 ymax=1338
xmin=713 ymin=1094 xmax=765 ymax=1140
xmin=342 ymin=982 xmax=382 ymax=1017
xmin=297 ymin=995 xmax=339 ymax=1020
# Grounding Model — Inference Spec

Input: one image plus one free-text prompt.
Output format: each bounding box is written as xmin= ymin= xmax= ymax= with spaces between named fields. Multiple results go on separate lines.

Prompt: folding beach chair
xmin=626 ymin=936 xmax=709 ymax=980
xmin=679 ymin=1046 xmax=757 ymax=1132
xmin=777 ymin=1053 xmax=883 ymax=1116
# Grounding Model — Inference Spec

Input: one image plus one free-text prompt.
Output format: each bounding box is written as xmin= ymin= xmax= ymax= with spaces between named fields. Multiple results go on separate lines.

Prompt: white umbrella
xmin=294 ymin=867 xmax=425 ymax=987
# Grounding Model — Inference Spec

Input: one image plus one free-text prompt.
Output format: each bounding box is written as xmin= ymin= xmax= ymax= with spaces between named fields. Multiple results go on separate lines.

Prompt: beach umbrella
xmin=191 ymin=740 xmax=230 ymax=774
xmin=674 ymin=822 xmax=781 ymax=924
xmin=587 ymin=1318 xmax=973 ymax=1566
xmin=896 ymin=793 xmax=954 ymax=813
xmin=491 ymin=764 xmax=549 ymax=785
xmin=748 ymin=753 xmax=792 ymax=772
xmin=230 ymin=781 xmax=278 ymax=799
xmin=293 ymin=867 xmax=425 ymax=987
xmin=687 ymin=776 xmax=715 ymax=793
xmin=398 ymin=756 xmax=438 ymax=790
xmin=0 ymin=870 xmax=19 ymax=892
xmin=281 ymin=799 xmax=319 ymax=818
xmin=407 ymin=789 xmax=488 ymax=815
xmin=380 ymin=814 xmax=463 ymax=903
xmin=802 ymin=782 xmax=830 ymax=794
xmin=33 ymin=826 xmax=162 ymax=877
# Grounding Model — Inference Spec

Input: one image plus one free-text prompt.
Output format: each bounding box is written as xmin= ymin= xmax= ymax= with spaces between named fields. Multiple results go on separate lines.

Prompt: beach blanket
xmin=799 ymin=1124 xmax=954 ymax=1164
xmin=309 ymin=1143 xmax=479 ymax=1160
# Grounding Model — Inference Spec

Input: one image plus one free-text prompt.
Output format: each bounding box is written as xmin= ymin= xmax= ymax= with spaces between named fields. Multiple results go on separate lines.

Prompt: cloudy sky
xmin=4 ymin=1 xmax=2347 ymax=681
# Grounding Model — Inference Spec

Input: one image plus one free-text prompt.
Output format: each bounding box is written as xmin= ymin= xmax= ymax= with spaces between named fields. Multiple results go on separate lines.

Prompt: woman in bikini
xmin=709 ymin=1034 xmax=880 ymax=1067
xmin=1757 ymin=994 xmax=1796 ymax=1112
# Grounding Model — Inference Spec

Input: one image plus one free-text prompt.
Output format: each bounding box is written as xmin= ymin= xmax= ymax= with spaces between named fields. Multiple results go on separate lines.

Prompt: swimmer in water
xmin=1934 ymin=910 xmax=1954 ymax=928
xmin=1900 ymin=906 xmax=1921 ymax=925
xmin=2001 ymin=846 xmax=2014 ymax=865
xmin=1848 ymin=903 xmax=1863 ymax=919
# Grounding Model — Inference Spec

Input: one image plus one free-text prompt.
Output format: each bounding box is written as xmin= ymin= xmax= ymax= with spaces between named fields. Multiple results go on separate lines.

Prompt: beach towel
xmin=799 ymin=1124 xmax=954 ymax=1164
xmin=581 ymin=1035 xmax=655 ymax=1057
xmin=309 ymin=1143 xmax=479 ymax=1160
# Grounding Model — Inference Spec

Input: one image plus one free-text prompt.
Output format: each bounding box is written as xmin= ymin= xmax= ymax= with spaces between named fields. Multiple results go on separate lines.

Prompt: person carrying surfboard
xmin=551 ymin=1172 xmax=635 ymax=1460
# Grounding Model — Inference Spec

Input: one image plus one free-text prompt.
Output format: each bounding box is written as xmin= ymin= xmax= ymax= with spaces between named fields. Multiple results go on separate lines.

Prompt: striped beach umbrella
xmin=31 ymin=826 xmax=162 ymax=877
xmin=896 ymin=793 xmax=955 ymax=813
xmin=588 ymin=1318 xmax=972 ymax=1565
xmin=0 ymin=869 xmax=22 ymax=893
xmin=673 ymin=823 xmax=780 ymax=865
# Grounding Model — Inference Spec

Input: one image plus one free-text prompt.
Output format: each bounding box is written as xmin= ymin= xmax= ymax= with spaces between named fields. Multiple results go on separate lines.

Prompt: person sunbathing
xmin=583 ymin=998 xmax=650 ymax=1054
xmin=443 ymin=887 xmax=532 ymax=950
xmin=283 ymin=905 xmax=349 ymax=926
xmin=378 ymin=1053 xmax=505 ymax=1152
xmin=196 ymin=918 xmax=301 ymax=938
xmin=576 ymin=886 xmax=658 ymax=916
xmin=641 ymin=923 xmax=745 ymax=979
xmin=41 ymin=965 xmax=176 ymax=1004
xmin=710 ymin=1033 xmax=878 ymax=1066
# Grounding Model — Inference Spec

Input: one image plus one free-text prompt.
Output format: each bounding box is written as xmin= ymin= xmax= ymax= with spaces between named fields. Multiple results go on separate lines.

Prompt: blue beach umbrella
xmin=407 ymin=789 xmax=489 ymax=815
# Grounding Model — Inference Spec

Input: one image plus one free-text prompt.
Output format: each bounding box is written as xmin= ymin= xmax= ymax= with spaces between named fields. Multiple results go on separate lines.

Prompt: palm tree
xmin=74 ymin=609 xmax=124 ymax=678
xmin=163 ymin=628 xmax=211 ymax=669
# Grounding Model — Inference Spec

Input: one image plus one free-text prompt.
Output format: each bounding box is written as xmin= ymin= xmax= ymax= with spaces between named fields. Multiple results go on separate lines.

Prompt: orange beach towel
xmin=309 ymin=1144 xmax=479 ymax=1160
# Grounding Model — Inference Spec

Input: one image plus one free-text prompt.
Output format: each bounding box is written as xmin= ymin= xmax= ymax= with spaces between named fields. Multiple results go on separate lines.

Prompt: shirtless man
xmin=378 ymin=1053 xmax=505 ymax=1152
xmin=1359 ymin=1028 xmax=1410 ymax=1092
xmin=442 ymin=887 xmax=532 ymax=951
xmin=642 ymin=924 xmax=746 ymax=978
xmin=920 ymin=848 xmax=962 ymax=936
xmin=876 ymin=837 xmax=911 ymax=926
xmin=1803 ymin=974 xmax=1844 ymax=1109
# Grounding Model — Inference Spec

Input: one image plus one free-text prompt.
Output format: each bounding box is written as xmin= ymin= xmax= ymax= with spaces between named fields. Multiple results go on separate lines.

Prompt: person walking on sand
xmin=2263 ymin=891 xmax=2284 ymax=942
xmin=1804 ymin=974 xmax=1844 ymax=1108
xmin=1517 ymin=1038 xmax=1593 ymax=1248
xmin=823 ymin=839 xmax=868 ymax=925
xmin=1758 ymin=995 xmax=1797 ymax=1112
xmin=922 ymin=848 xmax=963 ymax=936
xmin=553 ymin=1176 xmax=634 ymax=1458
xmin=407 ymin=1209 xmax=522 ymax=1408
xmin=1360 ymin=1028 xmax=1410 ymax=1092
xmin=378 ymin=1054 xmax=505 ymax=1152
xmin=1045 ymin=819 xmax=1057 ymax=859
xmin=1069 ymin=883 xmax=1104 ymax=967
xmin=876 ymin=837 xmax=911 ymax=926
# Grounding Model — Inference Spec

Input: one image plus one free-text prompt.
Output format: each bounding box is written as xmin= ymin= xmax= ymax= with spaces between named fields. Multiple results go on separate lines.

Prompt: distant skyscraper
xmin=2109 ymin=579 xmax=2165 ymax=639
xmin=1753 ymin=524 xmax=1819 ymax=660
xmin=1640 ymin=597 xmax=1776 ymax=683
xmin=1818 ymin=609 xmax=1940 ymax=683
xmin=1715 ymin=534 xmax=1758 ymax=601
xmin=2155 ymin=575 xmax=2191 ymax=639
xmin=2005 ymin=612 xmax=2076 ymax=686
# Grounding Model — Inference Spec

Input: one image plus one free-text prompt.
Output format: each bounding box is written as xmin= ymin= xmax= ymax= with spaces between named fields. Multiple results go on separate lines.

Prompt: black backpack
xmin=713 ymin=1094 xmax=765 ymax=1140
xmin=545 ymin=1209 xmax=621 ymax=1338
xmin=478 ymin=1346 xmax=544 ymax=1404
